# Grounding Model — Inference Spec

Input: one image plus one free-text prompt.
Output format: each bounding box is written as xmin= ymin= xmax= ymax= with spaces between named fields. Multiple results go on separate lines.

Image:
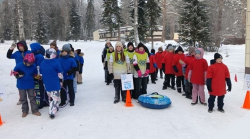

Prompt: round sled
xmin=138 ymin=92 xmax=172 ymax=109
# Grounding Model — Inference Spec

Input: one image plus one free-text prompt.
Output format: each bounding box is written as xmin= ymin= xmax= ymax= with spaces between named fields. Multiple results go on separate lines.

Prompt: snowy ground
xmin=0 ymin=40 xmax=249 ymax=139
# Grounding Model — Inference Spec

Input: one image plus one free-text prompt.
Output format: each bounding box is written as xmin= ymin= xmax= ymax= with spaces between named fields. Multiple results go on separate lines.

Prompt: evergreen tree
xmin=129 ymin=0 xmax=147 ymax=43
xmin=178 ymin=0 xmax=211 ymax=48
xmin=2 ymin=0 xmax=12 ymax=40
xmin=35 ymin=12 xmax=49 ymax=44
xmin=12 ymin=2 xmax=19 ymax=42
xmin=100 ymin=0 xmax=123 ymax=40
xmin=84 ymin=0 xmax=95 ymax=41
xmin=69 ymin=1 xmax=81 ymax=42
xmin=145 ymin=0 xmax=161 ymax=49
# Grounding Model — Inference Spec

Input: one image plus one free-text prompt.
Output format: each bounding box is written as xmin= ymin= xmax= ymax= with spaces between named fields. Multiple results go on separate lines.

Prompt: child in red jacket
xmin=172 ymin=46 xmax=185 ymax=93
xmin=188 ymin=48 xmax=208 ymax=105
xmin=206 ymin=53 xmax=231 ymax=113
xmin=149 ymin=49 xmax=157 ymax=84
xmin=162 ymin=46 xmax=175 ymax=90
xmin=155 ymin=47 xmax=164 ymax=79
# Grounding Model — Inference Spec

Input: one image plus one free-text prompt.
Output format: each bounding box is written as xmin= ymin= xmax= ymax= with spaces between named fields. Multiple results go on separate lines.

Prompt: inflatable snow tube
xmin=138 ymin=92 xmax=171 ymax=109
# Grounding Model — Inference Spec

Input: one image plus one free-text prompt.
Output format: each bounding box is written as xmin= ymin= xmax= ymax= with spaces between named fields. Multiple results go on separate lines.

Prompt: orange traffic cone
xmin=242 ymin=91 xmax=250 ymax=110
xmin=124 ymin=90 xmax=133 ymax=107
xmin=0 ymin=114 xmax=3 ymax=126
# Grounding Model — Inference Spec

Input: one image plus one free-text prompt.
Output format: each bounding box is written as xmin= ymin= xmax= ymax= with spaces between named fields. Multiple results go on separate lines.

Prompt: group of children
xmin=103 ymin=41 xmax=232 ymax=113
xmin=7 ymin=40 xmax=84 ymax=119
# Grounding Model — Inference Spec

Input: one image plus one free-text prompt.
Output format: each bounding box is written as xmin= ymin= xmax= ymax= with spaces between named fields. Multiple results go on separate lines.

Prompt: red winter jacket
xmin=149 ymin=54 xmax=156 ymax=73
xmin=189 ymin=58 xmax=208 ymax=85
xmin=206 ymin=63 xmax=230 ymax=96
xmin=162 ymin=52 xmax=175 ymax=74
xmin=184 ymin=55 xmax=195 ymax=79
xmin=155 ymin=52 xmax=164 ymax=69
xmin=172 ymin=53 xmax=185 ymax=76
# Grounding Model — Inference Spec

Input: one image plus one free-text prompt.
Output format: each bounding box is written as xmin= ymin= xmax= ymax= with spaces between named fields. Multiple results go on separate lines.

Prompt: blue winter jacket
xmin=56 ymin=50 xmax=61 ymax=59
xmin=58 ymin=55 xmax=77 ymax=80
xmin=79 ymin=56 xmax=84 ymax=64
xmin=14 ymin=62 xmax=37 ymax=89
xmin=40 ymin=59 xmax=63 ymax=91
xmin=30 ymin=43 xmax=45 ymax=66
xmin=7 ymin=41 xmax=32 ymax=65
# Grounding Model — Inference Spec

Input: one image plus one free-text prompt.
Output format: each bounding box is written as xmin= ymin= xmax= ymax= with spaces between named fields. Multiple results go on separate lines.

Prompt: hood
xmin=17 ymin=41 xmax=28 ymax=51
xmin=195 ymin=48 xmax=204 ymax=59
xmin=30 ymin=43 xmax=45 ymax=55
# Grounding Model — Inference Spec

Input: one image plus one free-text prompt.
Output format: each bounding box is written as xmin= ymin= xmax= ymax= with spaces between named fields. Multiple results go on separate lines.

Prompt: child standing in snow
xmin=172 ymin=46 xmax=185 ymax=93
xmin=76 ymin=49 xmax=84 ymax=84
xmin=155 ymin=47 xmax=164 ymax=79
xmin=126 ymin=42 xmax=136 ymax=98
xmin=206 ymin=53 xmax=231 ymax=113
xmin=149 ymin=49 xmax=157 ymax=84
xmin=109 ymin=42 xmax=131 ymax=104
xmin=182 ymin=47 xmax=195 ymax=99
xmin=162 ymin=45 xmax=176 ymax=90
xmin=105 ymin=46 xmax=114 ymax=85
xmin=13 ymin=53 xmax=41 ymax=117
xmin=188 ymin=48 xmax=208 ymax=105
xmin=50 ymin=41 xmax=60 ymax=59
xmin=58 ymin=44 xmax=77 ymax=107
xmin=40 ymin=48 xmax=63 ymax=119
xmin=133 ymin=43 xmax=150 ymax=99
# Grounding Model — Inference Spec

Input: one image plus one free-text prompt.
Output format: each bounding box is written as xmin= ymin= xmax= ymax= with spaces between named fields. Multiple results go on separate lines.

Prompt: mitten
xmin=15 ymin=72 xmax=24 ymax=79
xmin=138 ymin=70 xmax=142 ymax=77
xmin=153 ymin=63 xmax=157 ymax=68
xmin=34 ymin=74 xmax=41 ymax=80
xmin=206 ymin=78 xmax=212 ymax=92
xmin=144 ymin=69 xmax=149 ymax=76
xmin=173 ymin=65 xmax=178 ymax=73
xmin=226 ymin=78 xmax=232 ymax=92
xmin=10 ymin=43 xmax=16 ymax=50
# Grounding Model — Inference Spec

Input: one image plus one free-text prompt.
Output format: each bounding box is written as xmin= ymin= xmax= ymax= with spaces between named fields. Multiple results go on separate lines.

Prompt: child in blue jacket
xmin=13 ymin=53 xmax=41 ymax=117
xmin=40 ymin=48 xmax=63 ymax=119
xmin=58 ymin=44 xmax=77 ymax=107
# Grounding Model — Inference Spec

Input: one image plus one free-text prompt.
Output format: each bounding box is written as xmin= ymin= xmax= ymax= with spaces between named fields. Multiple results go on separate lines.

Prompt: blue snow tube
xmin=138 ymin=92 xmax=172 ymax=109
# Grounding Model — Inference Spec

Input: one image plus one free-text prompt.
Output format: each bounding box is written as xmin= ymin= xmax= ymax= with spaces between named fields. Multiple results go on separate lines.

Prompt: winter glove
xmin=137 ymin=70 xmax=142 ymax=77
xmin=206 ymin=78 xmax=212 ymax=92
xmin=34 ymin=74 xmax=41 ymax=80
xmin=153 ymin=63 xmax=157 ymax=68
xmin=110 ymin=73 xmax=114 ymax=79
xmin=67 ymin=67 xmax=77 ymax=75
xmin=10 ymin=43 xmax=16 ymax=50
xmin=173 ymin=65 xmax=178 ymax=73
xmin=14 ymin=72 xmax=25 ymax=79
xmin=144 ymin=69 xmax=150 ymax=76
xmin=226 ymin=78 xmax=232 ymax=92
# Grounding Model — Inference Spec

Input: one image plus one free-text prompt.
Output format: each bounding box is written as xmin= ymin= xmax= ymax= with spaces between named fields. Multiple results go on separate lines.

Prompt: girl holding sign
xmin=109 ymin=42 xmax=131 ymax=104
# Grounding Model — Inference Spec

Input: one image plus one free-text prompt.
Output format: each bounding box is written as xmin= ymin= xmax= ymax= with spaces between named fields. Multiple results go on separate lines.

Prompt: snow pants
xmin=114 ymin=79 xmax=126 ymax=101
xmin=176 ymin=76 xmax=185 ymax=92
xmin=156 ymin=68 xmax=163 ymax=78
xmin=192 ymin=84 xmax=206 ymax=103
xmin=185 ymin=79 xmax=192 ymax=97
xmin=73 ymin=71 xmax=78 ymax=93
xmin=19 ymin=89 xmax=39 ymax=113
xmin=150 ymin=72 xmax=157 ymax=83
xmin=163 ymin=74 xmax=175 ymax=88
xmin=60 ymin=79 xmax=75 ymax=104
xmin=208 ymin=95 xmax=225 ymax=110
xmin=134 ymin=77 xmax=147 ymax=99
xmin=47 ymin=90 xmax=60 ymax=115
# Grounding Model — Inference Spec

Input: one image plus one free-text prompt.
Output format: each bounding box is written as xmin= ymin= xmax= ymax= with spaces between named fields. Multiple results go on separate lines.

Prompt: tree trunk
xmin=134 ymin=0 xmax=139 ymax=46
xmin=241 ymin=0 xmax=246 ymax=39
xmin=117 ymin=22 xmax=121 ymax=41
xmin=161 ymin=0 xmax=167 ymax=43
xmin=215 ymin=0 xmax=224 ymax=48
xmin=151 ymin=30 xmax=154 ymax=49
xmin=16 ymin=0 xmax=25 ymax=40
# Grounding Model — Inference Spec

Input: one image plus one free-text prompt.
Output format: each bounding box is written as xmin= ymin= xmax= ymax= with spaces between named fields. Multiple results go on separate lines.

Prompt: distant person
xmin=149 ymin=49 xmax=157 ymax=84
xmin=76 ymin=49 xmax=84 ymax=84
xmin=155 ymin=47 xmax=164 ymax=79
xmin=50 ymin=41 xmax=60 ymax=59
xmin=102 ymin=41 xmax=112 ymax=82
xmin=206 ymin=53 xmax=231 ymax=113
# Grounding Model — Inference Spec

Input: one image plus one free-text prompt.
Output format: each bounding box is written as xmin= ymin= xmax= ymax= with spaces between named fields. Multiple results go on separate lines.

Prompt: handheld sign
xmin=121 ymin=74 xmax=134 ymax=91
xmin=244 ymin=74 xmax=250 ymax=91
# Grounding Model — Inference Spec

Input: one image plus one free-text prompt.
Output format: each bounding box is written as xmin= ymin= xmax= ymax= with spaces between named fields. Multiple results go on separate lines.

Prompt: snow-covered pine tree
xmin=2 ymin=0 xmax=12 ymax=40
xmin=69 ymin=1 xmax=81 ymax=42
xmin=178 ymin=0 xmax=211 ymax=48
xmin=145 ymin=0 xmax=161 ymax=49
xmin=84 ymin=0 xmax=95 ymax=41
xmin=100 ymin=0 xmax=123 ymax=41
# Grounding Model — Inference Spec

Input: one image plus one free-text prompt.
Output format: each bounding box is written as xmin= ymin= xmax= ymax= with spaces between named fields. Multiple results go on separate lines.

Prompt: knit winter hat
xmin=23 ymin=53 xmax=35 ymax=64
xmin=175 ymin=46 xmax=184 ymax=54
xmin=127 ymin=42 xmax=134 ymax=49
xmin=151 ymin=49 xmax=155 ymax=54
xmin=62 ymin=44 xmax=71 ymax=53
xmin=45 ymin=48 xmax=57 ymax=59
xmin=188 ymin=46 xmax=195 ymax=54
xmin=214 ymin=53 xmax=223 ymax=61
xmin=76 ymin=49 xmax=81 ymax=55
xmin=167 ymin=46 xmax=174 ymax=50
xmin=137 ymin=42 xmax=145 ymax=49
